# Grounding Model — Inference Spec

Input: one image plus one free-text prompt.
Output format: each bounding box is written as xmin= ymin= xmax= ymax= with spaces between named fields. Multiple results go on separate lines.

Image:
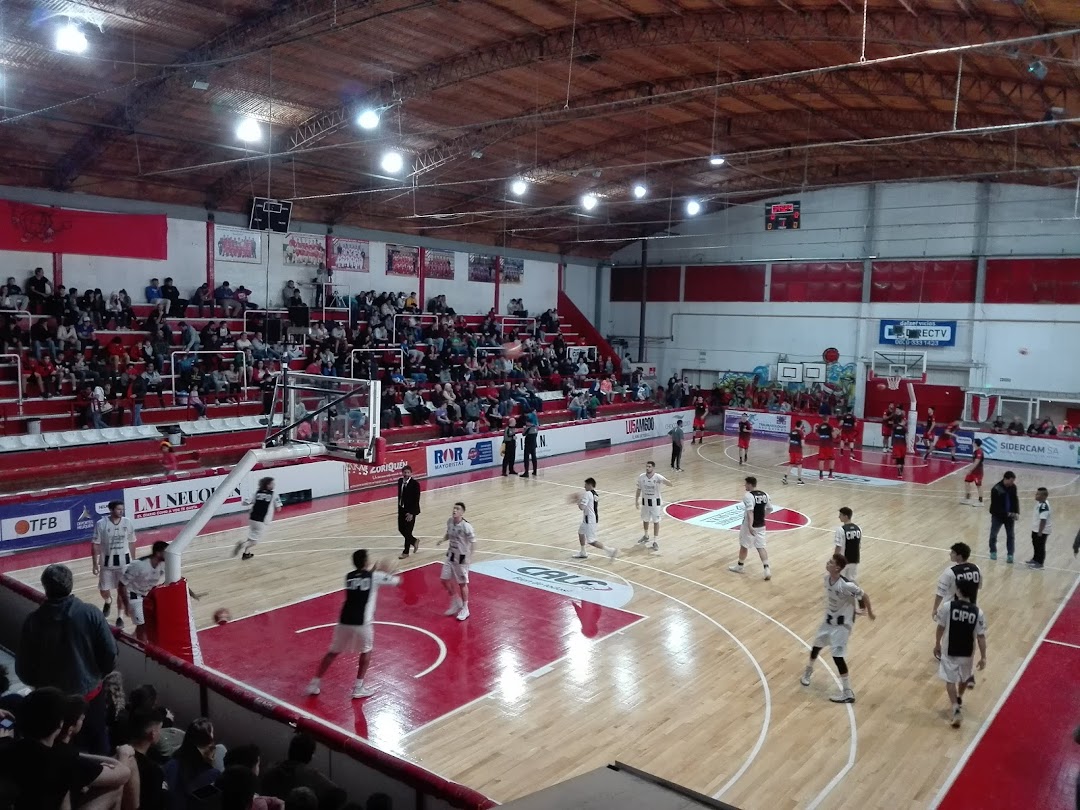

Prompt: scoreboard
xmin=765 ymin=200 xmax=800 ymax=230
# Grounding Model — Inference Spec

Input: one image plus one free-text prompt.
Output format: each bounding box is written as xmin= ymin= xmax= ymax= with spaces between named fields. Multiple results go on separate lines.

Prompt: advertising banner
xmin=0 ymin=490 xmax=122 ymax=551
xmin=723 ymin=410 xmax=792 ymax=439
xmin=915 ymin=425 xmax=975 ymax=457
xmin=386 ymin=244 xmax=420 ymax=277
xmin=214 ymin=225 xmax=263 ymax=264
xmin=975 ymin=433 xmax=1080 ymax=470
xmin=347 ymin=447 xmax=428 ymax=489
xmin=470 ymin=559 xmax=635 ymax=608
xmin=125 ymin=475 xmax=245 ymax=529
xmin=327 ymin=237 xmax=369 ymax=272
xmin=282 ymin=232 xmax=326 ymax=267
xmin=423 ymin=249 xmax=454 ymax=280
xmin=879 ymin=319 xmax=957 ymax=348
xmin=426 ymin=437 xmax=499 ymax=477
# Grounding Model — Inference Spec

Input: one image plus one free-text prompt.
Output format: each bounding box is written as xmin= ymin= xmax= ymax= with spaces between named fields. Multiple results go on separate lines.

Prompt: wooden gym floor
xmin=8 ymin=434 xmax=1080 ymax=809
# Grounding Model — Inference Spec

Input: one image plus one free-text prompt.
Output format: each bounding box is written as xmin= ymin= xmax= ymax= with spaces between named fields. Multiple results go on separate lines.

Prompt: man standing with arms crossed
xmin=988 ymin=471 xmax=1020 ymax=562
xmin=92 ymin=500 xmax=137 ymax=629
xmin=396 ymin=465 xmax=422 ymax=559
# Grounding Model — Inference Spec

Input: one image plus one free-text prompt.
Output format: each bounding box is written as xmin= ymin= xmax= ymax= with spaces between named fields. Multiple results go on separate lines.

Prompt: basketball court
xmin=7 ymin=420 xmax=1079 ymax=809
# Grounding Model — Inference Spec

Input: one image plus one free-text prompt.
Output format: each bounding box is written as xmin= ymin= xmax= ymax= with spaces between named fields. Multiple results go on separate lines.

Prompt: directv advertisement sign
xmin=879 ymin=320 xmax=957 ymax=348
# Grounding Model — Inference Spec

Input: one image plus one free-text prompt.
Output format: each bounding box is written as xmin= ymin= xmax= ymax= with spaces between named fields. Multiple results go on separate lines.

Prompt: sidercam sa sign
xmin=879 ymin=320 xmax=957 ymax=348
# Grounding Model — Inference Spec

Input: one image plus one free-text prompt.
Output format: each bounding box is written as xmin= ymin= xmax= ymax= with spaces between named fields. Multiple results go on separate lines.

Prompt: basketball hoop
xmin=885 ymin=375 xmax=903 ymax=390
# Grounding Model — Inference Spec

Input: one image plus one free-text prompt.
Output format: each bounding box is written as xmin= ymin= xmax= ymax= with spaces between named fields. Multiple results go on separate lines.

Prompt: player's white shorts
xmin=328 ymin=623 xmax=374 ymax=654
xmin=843 ymin=563 xmax=859 ymax=581
xmin=640 ymin=504 xmax=662 ymax=523
xmin=98 ymin=567 xmax=124 ymax=592
xmin=579 ymin=522 xmax=597 ymax=542
xmin=247 ymin=520 xmax=266 ymax=545
xmin=812 ymin=620 xmax=852 ymax=658
xmin=739 ymin=524 xmax=767 ymax=550
xmin=126 ymin=592 xmax=147 ymax=626
xmin=937 ymin=654 xmax=974 ymax=684
xmin=441 ymin=558 xmax=470 ymax=584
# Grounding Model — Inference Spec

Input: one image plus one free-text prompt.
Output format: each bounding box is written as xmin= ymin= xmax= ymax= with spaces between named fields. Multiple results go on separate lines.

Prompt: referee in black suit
xmin=397 ymin=465 xmax=422 ymax=559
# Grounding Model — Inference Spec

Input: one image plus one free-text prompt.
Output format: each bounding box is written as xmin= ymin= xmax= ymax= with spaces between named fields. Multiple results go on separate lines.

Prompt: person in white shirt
xmin=92 ymin=501 xmax=137 ymax=628
xmin=800 ymin=553 xmax=876 ymax=704
xmin=1027 ymin=487 xmax=1052 ymax=570
xmin=118 ymin=541 xmax=168 ymax=642
xmin=572 ymin=478 xmax=617 ymax=561
xmin=438 ymin=502 xmax=476 ymax=621
xmin=728 ymin=476 xmax=777 ymax=580
xmin=635 ymin=461 xmax=672 ymax=551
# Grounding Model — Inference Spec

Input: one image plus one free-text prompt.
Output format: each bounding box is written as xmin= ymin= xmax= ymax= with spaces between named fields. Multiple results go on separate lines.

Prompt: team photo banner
xmin=215 ymin=225 xmax=263 ymax=264
xmin=327 ymin=237 xmax=369 ymax=272
xmin=386 ymin=244 xmax=420 ymax=277
xmin=282 ymin=232 xmax=326 ymax=267
xmin=423 ymin=249 xmax=455 ymax=280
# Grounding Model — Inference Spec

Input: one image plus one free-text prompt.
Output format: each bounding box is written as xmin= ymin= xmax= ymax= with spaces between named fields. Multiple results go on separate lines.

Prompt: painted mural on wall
xmin=715 ymin=362 xmax=857 ymax=409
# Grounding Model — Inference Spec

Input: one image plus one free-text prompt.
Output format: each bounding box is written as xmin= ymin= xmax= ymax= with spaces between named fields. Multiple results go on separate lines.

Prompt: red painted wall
xmin=870 ymin=260 xmax=976 ymax=303
xmin=985 ymin=258 xmax=1080 ymax=304
xmin=683 ymin=265 xmax=765 ymax=302
xmin=770 ymin=261 xmax=863 ymax=302
xmin=863 ymin=381 xmax=965 ymax=422
xmin=610 ymin=266 xmax=681 ymax=302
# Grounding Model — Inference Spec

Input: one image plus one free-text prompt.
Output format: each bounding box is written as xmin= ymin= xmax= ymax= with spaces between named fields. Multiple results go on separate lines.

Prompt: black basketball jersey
xmin=739 ymin=419 xmax=752 ymax=436
xmin=695 ymin=400 xmax=707 ymax=418
xmin=250 ymin=487 xmax=275 ymax=523
xmin=816 ymin=423 xmax=834 ymax=445
xmin=840 ymin=522 xmax=862 ymax=564
xmin=788 ymin=429 xmax=803 ymax=449
xmin=748 ymin=490 xmax=769 ymax=527
xmin=339 ymin=569 xmax=374 ymax=626
xmin=951 ymin=562 xmax=982 ymax=603
xmin=841 ymin=413 xmax=856 ymax=430
xmin=892 ymin=424 xmax=908 ymax=446
xmin=945 ymin=600 xmax=981 ymax=657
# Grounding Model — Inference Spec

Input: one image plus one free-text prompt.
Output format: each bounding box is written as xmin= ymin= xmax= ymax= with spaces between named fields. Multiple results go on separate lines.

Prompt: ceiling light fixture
xmin=582 ymin=193 xmax=598 ymax=211
xmin=709 ymin=155 xmax=726 ymax=166
xmin=1028 ymin=59 xmax=1048 ymax=80
xmin=56 ymin=23 xmax=88 ymax=54
xmin=380 ymin=150 xmax=404 ymax=173
xmin=511 ymin=178 xmax=528 ymax=196
xmin=632 ymin=183 xmax=647 ymax=199
xmin=357 ymin=109 xmax=381 ymax=129
xmin=236 ymin=118 xmax=262 ymax=143
xmin=686 ymin=200 xmax=702 ymax=216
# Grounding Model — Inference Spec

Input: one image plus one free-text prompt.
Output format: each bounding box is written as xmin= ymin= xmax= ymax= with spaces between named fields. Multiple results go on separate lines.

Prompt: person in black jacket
xmin=988 ymin=471 xmax=1020 ymax=563
xmin=16 ymin=564 xmax=117 ymax=755
xmin=501 ymin=418 xmax=518 ymax=476
xmin=520 ymin=414 xmax=539 ymax=478
xmin=397 ymin=466 xmax=422 ymax=559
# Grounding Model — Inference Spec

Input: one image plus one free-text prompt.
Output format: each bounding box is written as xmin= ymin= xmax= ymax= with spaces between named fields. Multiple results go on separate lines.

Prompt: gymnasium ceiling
xmin=1 ymin=0 xmax=1079 ymax=257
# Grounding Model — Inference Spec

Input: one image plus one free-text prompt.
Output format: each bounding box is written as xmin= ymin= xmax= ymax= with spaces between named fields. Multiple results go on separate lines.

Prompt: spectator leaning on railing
xmin=16 ymin=564 xmax=118 ymax=755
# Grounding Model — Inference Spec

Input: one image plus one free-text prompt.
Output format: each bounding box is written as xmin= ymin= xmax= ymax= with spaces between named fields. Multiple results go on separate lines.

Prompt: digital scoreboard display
xmin=765 ymin=200 xmax=800 ymax=230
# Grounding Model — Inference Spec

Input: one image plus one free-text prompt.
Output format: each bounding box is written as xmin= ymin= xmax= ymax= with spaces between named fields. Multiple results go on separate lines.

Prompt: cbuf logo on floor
xmin=471 ymin=559 xmax=634 ymax=608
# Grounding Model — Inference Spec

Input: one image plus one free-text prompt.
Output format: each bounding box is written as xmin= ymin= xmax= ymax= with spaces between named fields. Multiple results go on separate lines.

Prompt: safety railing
xmin=0 ymin=352 xmax=24 ymax=414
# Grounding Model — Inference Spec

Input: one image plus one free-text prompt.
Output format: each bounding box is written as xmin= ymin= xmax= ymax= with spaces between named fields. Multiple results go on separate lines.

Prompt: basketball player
xmin=929 ymin=418 xmax=960 ymax=462
xmin=1027 ymin=487 xmax=1051 ymax=570
xmin=306 ymin=549 xmax=401 ymax=699
xmin=800 ymin=553 xmax=876 ymax=704
xmin=572 ymin=478 xmax=617 ymax=560
xmin=891 ymin=417 xmax=909 ymax=478
xmin=963 ymin=438 xmax=986 ymax=504
xmin=918 ymin=407 xmax=937 ymax=457
xmin=438 ymin=502 xmax=475 ymax=620
xmin=635 ymin=461 xmax=672 ymax=551
xmin=933 ymin=580 xmax=987 ymax=727
xmin=728 ymin=476 xmax=775 ymax=579
xmin=233 ymin=477 xmax=281 ymax=560
xmin=881 ymin=403 xmax=896 ymax=451
xmin=691 ymin=395 xmax=707 ymax=444
xmin=92 ymin=500 xmax=137 ymax=628
xmin=782 ymin=420 xmax=807 ymax=485
xmin=838 ymin=410 xmax=858 ymax=458
xmin=118 ymin=541 xmax=168 ymax=643
xmin=737 ymin=413 xmax=753 ymax=464
xmin=815 ymin=419 xmax=837 ymax=480
xmin=832 ymin=508 xmax=863 ymax=582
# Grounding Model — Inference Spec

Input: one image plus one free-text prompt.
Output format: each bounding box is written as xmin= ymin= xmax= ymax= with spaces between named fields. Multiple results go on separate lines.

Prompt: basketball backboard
xmin=267 ymin=369 xmax=380 ymax=462
xmin=869 ymin=351 xmax=927 ymax=384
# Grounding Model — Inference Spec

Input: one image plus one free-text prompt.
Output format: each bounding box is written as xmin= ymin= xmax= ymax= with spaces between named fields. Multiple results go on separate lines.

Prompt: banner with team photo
xmin=723 ymin=410 xmax=792 ymax=439
xmin=423 ymin=249 xmax=455 ymax=280
xmin=386 ymin=244 xmax=420 ymax=277
xmin=327 ymin=237 xmax=369 ymax=272
xmin=281 ymin=232 xmax=325 ymax=267
xmin=500 ymin=257 xmax=524 ymax=284
xmin=215 ymin=225 xmax=263 ymax=264
xmin=974 ymin=433 xmax=1080 ymax=470
xmin=468 ymin=254 xmax=498 ymax=283
xmin=0 ymin=490 xmax=121 ymax=551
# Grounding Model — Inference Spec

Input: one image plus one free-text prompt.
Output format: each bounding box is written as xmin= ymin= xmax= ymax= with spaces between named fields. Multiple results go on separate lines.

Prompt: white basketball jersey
xmin=579 ymin=490 xmax=597 ymax=524
xmin=445 ymin=518 xmax=475 ymax=558
xmin=822 ymin=573 xmax=863 ymax=625
xmin=637 ymin=472 xmax=668 ymax=499
xmin=94 ymin=517 xmax=134 ymax=568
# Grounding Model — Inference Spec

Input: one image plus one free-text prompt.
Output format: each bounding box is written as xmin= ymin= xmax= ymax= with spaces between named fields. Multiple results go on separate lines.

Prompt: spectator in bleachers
xmin=282 ymin=280 xmax=302 ymax=308
xmin=261 ymin=733 xmax=347 ymax=810
xmin=191 ymin=283 xmax=212 ymax=316
xmin=178 ymin=320 xmax=199 ymax=352
xmin=46 ymin=284 xmax=68 ymax=320
xmin=164 ymin=717 xmax=221 ymax=808
xmin=56 ymin=315 xmax=78 ymax=353
xmin=434 ymin=402 xmax=452 ymax=437
xmin=161 ymin=277 xmax=187 ymax=317
xmin=29 ymin=317 xmax=58 ymax=360
xmin=16 ymin=564 xmax=117 ymax=755
xmin=1 ymin=276 xmax=29 ymax=310
xmin=56 ymin=693 xmax=138 ymax=809
xmin=128 ymin=707 xmax=170 ymax=810
xmin=401 ymin=385 xmax=427 ymax=424
xmin=146 ymin=278 xmax=169 ymax=314
xmin=215 ymin=281 xmax=242 ymax=317
xmin=222 ymin=744 xmax=284 ymax=810
xmin=568 ymin=391 xmax=588 ymax=420
xmin=235 ymin=285 xmax=257 ymax=311
xmin=26 ymin=267 xmax=53 ymax=314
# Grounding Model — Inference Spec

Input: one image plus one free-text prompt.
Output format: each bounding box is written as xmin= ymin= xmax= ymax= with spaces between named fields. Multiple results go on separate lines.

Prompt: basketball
xmin=502 ymin=340 xmax=525 ymax=360
xmin=374 ymin=556 xmax=396 ymax=573
xmin=213 ymin=607 xmax=232 ymax=625
xmin=876 ymin=381 xmax=886 ymax=390
xmin=822 ymin=347 xmax=840 ymax=363
xmin=567 ymin=492 xmax=580 ymax=505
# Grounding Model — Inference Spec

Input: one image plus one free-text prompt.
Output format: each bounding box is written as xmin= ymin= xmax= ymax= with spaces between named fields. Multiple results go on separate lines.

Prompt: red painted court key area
xmin=793 ymin=451 xmax=964 ymax=486
xmin=938 ymin=585 xmax=1080 ymax=810
xmin=198 ymin=561 xmax=643 ymax=748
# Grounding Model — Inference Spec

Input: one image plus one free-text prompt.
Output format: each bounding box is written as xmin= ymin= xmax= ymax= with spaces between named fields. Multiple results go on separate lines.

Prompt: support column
xmin=205 ymin=217 xmax=216 ymax=292
xmin=970 ymin=181 xmax=991 ymax=390
xmin=494 ymin=256 xmax=502 ymax=316
xmin=51 ymin=253 xmax=63 ymax=287
xmin=854 ymin=183 xmax=878 ymax=418
xmin=418 ymin=247 xmax=427 ymax=313
xmin=637 ymin=237 xmax=647 ymax=363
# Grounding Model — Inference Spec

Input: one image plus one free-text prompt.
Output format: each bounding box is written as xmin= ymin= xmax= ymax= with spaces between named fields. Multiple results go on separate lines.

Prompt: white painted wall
xmin=563 ymin=263 xmax=597 ymax=322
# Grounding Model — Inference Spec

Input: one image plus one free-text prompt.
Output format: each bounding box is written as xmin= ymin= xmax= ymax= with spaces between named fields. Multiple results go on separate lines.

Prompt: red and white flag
xmin=970 ymin=394 xmax=999 ymax=423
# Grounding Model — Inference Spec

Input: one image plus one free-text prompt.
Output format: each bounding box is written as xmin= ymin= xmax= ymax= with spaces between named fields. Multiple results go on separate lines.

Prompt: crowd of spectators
xmin=989 ymin=414 xmax=1080 ymax=438
xmin=1 ymin=269 xmax=623 ymax=432
xmin=0 ymin=563 xmax=394 ymax=810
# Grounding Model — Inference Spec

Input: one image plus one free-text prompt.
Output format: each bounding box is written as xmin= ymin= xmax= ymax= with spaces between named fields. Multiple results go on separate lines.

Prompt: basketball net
xmin=885 ymin=375 xmax=903 ymax=390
